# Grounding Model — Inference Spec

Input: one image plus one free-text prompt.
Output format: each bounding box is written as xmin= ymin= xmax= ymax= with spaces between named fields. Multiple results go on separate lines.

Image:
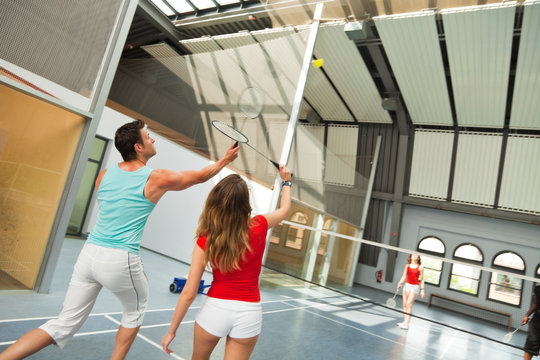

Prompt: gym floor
xmin=0 ymin=239 xmax=526 ymax=359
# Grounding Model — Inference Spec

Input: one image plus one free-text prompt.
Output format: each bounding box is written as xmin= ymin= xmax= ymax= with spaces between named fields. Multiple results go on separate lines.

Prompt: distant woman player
xmin=396 ymin=254 xmax=425 ymax=330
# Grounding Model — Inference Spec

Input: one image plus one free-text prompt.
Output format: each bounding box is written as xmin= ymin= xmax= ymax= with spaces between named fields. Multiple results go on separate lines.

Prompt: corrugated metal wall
xmin=325 ymin=125 xmax=359 ymax=186
xmin=288 ymin=124 xmax=325 ymax=183
xmin=509 ymin=1 xmax=540 ymax=130
xmin=441 ymin=2 xmax=516 ymax=128
xmin=310 ymin=22 xmax=392 ymax=123
xmin=451 ymin=132 xmax=502 ymax=207
xmin=409 ymin=129 xmax=454 ymax=200
xmin=498 ymin=134 xmax=540 ymax=214
xmin=358 ymin=198 xmax=387 ymax=266
xmin=374 ymin=11 xmax=453 ymax=126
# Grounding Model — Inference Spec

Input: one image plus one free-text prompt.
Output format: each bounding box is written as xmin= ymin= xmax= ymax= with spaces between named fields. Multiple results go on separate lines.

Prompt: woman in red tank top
xmin=396 ymin=254 xmax=425 ymax=330
xmin=162 ymin=166 xmax=292 ymax=359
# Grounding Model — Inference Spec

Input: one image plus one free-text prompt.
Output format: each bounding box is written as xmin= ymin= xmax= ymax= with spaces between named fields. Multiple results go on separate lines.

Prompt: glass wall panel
xmin=67 ymin=162 xmax=99 ymax=236
xmin=67 ymin=137 xmax=107 ymax=236
xmin=0 ymin=84 xmax=85 ymax=289
xmin=109 ymin=14 xmax=377 ymax=288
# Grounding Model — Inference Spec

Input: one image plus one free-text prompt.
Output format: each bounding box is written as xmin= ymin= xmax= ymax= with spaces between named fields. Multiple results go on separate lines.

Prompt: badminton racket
xmin=503 ymin=316 xmax=530 ymax=343
xmin=386 ymin=288 xmax=400 ymax=308
xmin=231 ymin=86 xmax=265 ymax=148
xmin=238 ymin=86 xmax=265 ymax=119
xmin=212 ymin=120 xmax=281 ymax=170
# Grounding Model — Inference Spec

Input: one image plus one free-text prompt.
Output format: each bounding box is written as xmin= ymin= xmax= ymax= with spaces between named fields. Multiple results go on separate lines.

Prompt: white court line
xmin=0 ymin=294 xmax=344 ymax=324
xmin=301 ymin=308 xmax=439 ymax=359
xmin=104 ymin=315 xmax=186 ymax=360
xmin=0 ymin=294 xmax=351 ymax=347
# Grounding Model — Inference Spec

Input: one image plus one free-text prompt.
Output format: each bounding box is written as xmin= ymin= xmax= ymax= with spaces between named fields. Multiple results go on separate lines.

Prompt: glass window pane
xmin=215 ymin=0 xmax=239 ymax=5
xmin=150 ymin=0 xmax=176 ymax=15
xmin=450 ymin=275 xmax=479 ymax=294
xmin=423 ymin=268 xmax=441 ymax=285
xmin=167 ymin=0 xmax=195 ymax=13
xmin=67 ymin=162 xmax=100 ymax=235
xmin=418 ymin=237 xmax=445 ymax=253
xmin=191 ymin=0 xmax=216 ymax=10
xmin=285 ymin=226 xmax=304 ymax=250
xmin=423 ymin=256 xmax=443 ymax=271
xmin=0 ymin=84 xmax=85 ymax=290
xmin=493 ymin=252 xmax=525 ymax=271
xmin=455 ymin=244 xmax=482 ymax=262
xmin=452 ymin=263 xmax=481 ymax=278
xmin=89 ymin=137 xmax=106 ymax=161
xmin=488 ymin=272 xmax=522 ymax=305
xmin=270 ymin=224 xmax=281 ymax=244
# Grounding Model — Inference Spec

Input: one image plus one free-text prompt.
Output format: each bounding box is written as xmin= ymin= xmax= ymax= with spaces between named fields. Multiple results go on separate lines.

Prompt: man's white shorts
xmin=39 ymin=243 xmax=148 ymax=348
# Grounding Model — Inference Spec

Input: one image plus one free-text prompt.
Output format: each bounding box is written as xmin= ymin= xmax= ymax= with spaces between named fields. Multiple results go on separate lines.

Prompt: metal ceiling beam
xmin=138 ymin=0 xmax=190 ymax=46
xmin=365 ymin=43 xmax=409 ymax=135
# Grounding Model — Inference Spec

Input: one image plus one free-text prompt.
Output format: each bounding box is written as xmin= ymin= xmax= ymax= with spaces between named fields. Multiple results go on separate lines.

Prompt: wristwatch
xmin=282 ymin=181 xmax=292 ymax=187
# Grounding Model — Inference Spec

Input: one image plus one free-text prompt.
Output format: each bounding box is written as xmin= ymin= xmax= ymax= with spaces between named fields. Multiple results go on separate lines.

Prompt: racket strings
xmin=212 ymin=121 xmax=248 ymax=143
xmin=238 ymin=87 xmax=264 ymax=119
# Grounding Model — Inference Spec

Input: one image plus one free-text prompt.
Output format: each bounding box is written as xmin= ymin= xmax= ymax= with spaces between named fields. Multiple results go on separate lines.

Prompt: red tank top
xmin=196 ymin=215 xmax=268 ymax=302
xmin=406 ymin=265 xmax=420 ymax=285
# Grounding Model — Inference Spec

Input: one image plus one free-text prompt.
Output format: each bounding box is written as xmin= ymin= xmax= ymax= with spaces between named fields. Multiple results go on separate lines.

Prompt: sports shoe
xmin=399 ymin=323 xmax=409 ymax=330
xmin=397 ymin=322 xmax=405 ymax=327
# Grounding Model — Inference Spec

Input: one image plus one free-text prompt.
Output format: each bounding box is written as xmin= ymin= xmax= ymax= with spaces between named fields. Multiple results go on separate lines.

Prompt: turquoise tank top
xmin=87 ymin=164 xmax=155 ymax=254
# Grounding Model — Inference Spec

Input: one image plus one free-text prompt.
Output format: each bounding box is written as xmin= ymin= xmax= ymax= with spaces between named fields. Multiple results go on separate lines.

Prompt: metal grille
xmin=0 ymin=0 xmax=123 ymax=97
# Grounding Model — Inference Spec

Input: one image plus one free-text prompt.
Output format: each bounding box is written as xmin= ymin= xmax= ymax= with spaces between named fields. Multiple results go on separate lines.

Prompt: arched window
xmin=285 ymin=211 xmax=308 ymax=250
xmin=449 ymin=243 xmax=483 ymax=296
xmin=417 ymin=236 xmax=445 ymax=286
xmin=488 ymin=251 xmax=525 ymax=306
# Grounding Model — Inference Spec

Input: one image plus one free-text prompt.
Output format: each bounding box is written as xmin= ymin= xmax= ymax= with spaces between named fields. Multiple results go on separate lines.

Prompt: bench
xmin=428 ymin=293 xmax=512 ymax=331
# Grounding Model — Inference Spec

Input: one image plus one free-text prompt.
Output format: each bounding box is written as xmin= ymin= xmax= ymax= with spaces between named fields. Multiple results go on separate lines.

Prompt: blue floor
xmin=0 ymin=239 xmax=526 ymax=359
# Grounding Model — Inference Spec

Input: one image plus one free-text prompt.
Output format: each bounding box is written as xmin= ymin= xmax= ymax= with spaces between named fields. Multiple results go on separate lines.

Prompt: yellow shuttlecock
xmin=312 ymin=58 xmax=324 ymax=68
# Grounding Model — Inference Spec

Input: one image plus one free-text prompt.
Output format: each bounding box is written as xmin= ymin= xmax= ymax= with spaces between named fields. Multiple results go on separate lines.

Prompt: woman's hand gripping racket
xmin=386 ymin=287 xmax=400 ymax=308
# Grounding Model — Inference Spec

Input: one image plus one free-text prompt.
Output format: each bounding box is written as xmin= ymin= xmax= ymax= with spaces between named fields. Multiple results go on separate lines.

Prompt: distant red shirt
xmin=406 ymin=265 xmax=421 ymax=285
xmin=196 ymin=215 xmax=268 ymax=302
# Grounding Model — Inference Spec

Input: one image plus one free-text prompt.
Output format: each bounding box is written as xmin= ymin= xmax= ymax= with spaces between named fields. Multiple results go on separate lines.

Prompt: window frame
xmin=447 ymin=243 xmax=484 ymax=297
xmin=417 ymin=236 xmax=446 ymax=287
xmin=487 ymin=251 xmax=525 ymax=307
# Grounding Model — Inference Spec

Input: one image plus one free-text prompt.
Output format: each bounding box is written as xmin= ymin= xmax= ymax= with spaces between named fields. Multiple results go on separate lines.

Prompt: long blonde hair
xmin=196 ymin=174 xmax=252 ymax=273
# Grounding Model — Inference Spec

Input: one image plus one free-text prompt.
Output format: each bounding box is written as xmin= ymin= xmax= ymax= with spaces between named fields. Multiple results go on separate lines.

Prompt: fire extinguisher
xmin=376 ymin=269 xmax=383 ymax=283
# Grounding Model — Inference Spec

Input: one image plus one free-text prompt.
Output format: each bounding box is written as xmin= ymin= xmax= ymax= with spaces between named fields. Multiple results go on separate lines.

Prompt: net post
xmin=262 ymin=2 xmax=324 ymax=266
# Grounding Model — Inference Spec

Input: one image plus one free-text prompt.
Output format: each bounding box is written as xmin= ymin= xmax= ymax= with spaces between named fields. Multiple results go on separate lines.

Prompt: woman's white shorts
xmin=195 ymin=296 xmax=262 ymax=339
xmin=39 ymin=243 xmax=148 ymax=348
xmin=403 ymin=282 xmax=420 ymax=295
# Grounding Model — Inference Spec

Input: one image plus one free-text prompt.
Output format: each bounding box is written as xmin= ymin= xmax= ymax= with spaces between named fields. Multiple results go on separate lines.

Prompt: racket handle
xmin=234 ymin=141 xmax=239 ymax=148
xmin=271 ymin=160 xmax=294 ymax=178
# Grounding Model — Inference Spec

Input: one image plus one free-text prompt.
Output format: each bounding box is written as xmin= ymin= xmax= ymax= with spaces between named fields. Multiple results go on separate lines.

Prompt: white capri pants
xmin=195 ymin=296 xmax=262 ymax=339
xmin=40 ymin=243 xmax=148 ymax=348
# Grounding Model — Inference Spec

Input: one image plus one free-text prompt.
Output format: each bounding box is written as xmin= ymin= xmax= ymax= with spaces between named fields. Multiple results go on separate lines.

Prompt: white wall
xmin=85 ymin=107 xmax=273 ymax=264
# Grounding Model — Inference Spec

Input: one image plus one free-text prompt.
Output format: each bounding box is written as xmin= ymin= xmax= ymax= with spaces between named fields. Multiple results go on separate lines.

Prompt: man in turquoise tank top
xmin=0 ymin=120 xmax=238 ymax=360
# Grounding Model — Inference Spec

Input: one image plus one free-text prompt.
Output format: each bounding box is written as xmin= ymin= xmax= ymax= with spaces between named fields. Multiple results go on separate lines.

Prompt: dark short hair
xmin=114 ymin=120 xmax=145 ymax=161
